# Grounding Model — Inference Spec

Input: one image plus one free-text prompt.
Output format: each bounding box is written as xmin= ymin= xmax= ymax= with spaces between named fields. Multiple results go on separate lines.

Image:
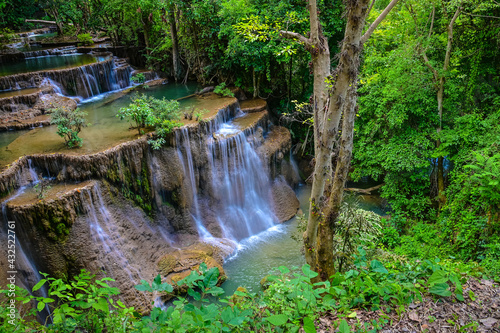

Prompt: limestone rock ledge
xmin=157 ymin=240 xmax=236 ymax=301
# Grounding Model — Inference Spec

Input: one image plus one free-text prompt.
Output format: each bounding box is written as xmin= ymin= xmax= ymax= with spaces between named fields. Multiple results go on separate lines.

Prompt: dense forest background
xmin=2 ymin=0 xmax=499 ymax=274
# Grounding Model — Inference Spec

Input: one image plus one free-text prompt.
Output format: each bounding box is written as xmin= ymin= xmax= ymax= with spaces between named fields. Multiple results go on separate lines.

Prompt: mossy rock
xmin=156 ymin=242 xmax=228 ymax=300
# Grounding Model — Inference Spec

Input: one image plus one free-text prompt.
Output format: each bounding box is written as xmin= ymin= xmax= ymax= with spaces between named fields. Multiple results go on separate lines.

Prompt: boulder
xmin=157 ymin=241 xmax=234 ymax=299
xmin=271 ymin=178 xmax=300 ymax=222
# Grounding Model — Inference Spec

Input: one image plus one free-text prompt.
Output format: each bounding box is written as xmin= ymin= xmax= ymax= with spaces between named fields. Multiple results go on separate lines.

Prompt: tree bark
xmin=282 ymin=0 xmax=398 ymax=281
xmin=168 ymin=6 xmax=182 ymax=82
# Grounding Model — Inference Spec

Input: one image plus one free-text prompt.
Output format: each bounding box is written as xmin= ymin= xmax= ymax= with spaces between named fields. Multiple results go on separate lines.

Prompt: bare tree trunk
xmin=421 ymin=5 xmax=460 ymax=209
xmin=282 ymin=0 xmax=399 ymax=281
xmin=168 ymin=6 xmax=182 ymax=82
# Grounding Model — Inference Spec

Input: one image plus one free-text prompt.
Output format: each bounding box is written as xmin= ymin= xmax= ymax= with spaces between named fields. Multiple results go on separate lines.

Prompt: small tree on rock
xmin=50 ymin=107 xmax=88 ymax=148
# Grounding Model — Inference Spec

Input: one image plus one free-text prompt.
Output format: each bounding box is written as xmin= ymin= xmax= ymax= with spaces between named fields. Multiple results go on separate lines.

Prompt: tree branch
xmin=422 ymin=52 xmax=439 ymax=82
xmin=443 ymin=6 xmax=461 ymax=72
xmin=360 ymin=0 xmax=400 ymax=44
xmin=280 ymin=30 xmax=312 ymax=48
xmin=428 ymin=6 xmax=435 ymax=39
xmin=367 ymin=0 xmax=376 ymax=18
xmin=462 ymin=12 xmax=500 ymax=20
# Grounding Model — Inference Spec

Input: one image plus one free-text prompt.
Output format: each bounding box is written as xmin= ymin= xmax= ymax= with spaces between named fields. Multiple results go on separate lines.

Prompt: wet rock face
xmin=271 ymin=178 xmax=300 ymax=222
xmin=3 ymin=180 xmax=175 ymax=313
xmin=0 ymin=91 xmax=78 ymax=131
xmin=0 ymin=98 xmax=300 ymax=310
xmin=157 ymin=241 xmax=235 ymax=300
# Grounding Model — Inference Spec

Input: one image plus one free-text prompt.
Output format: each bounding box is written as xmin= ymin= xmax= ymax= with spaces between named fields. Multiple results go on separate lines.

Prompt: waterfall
xmin=175 ymin=127 xmax=211 ymax=238
xmin=1 ymin=185 xmax=51 ymax=321
xmin=175 ymin=111 xmax=278 ymax=244
xmin=80 ymin=185 xmax=145 ymax=284
xmin=0 ymin=58 xmax=133 ymax=100
xmin=208 ymin=124 xmax=277 ymax=241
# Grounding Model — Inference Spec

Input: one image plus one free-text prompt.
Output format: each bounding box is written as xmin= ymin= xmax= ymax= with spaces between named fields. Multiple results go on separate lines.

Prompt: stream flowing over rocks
xmin=0 ymin=96 xmax=301 ymax=312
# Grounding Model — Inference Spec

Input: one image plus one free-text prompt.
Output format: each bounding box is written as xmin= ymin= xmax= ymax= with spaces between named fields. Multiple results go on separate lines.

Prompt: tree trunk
xmin=168 ymin=7 xmax=182 ymax=82
xmin=282 ymin=0 xmax=399 ymax=281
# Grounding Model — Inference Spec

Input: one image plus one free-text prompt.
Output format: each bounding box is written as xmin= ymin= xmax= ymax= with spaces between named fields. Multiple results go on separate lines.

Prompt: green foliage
xmin=465 ymin=152 xmax=500 ymax=212
xmin=0 ymin=270 xmax=134 ymax=332
xmin=50 ymin=107 xmax=88 ymax=148
xmin=117 ymin=94 xmax=182 ymax=147
xmin=131 ymin=72 xmax=146 ymax=84
xmin=333 ymin=194 xmax=382 ymax=272
xmin=0 ymin=258 xmax=485 ymax=332
xmin=77 ymin=33 xmax=93 ymax=45
xmin=34 ymin=176 xmax=51 ymax=199
xmin=213 ymin=83 xmax=234 ymax=97
xmin=0 ymin=0 xmax=38 ymax=30
xmin=0 ymin=28 xmax=13 ymax=48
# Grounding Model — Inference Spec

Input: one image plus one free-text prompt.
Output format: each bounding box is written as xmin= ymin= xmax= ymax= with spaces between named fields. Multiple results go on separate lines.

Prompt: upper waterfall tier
xmin=0 ymin=58 xmax=131 ymax=99
xmin=0 ymin=54 xmax=105 ymax=77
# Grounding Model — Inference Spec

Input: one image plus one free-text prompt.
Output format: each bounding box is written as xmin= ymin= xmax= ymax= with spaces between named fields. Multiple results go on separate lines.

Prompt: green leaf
xmin=427 ymin=270 xmax=448 ymax=286
xmin=429 ymin=283 xmax=452 ymax=297
xmin=302 ymin=264 xmax=319 ymax=279
xmin=37 ymin=301 xmax=46 ymax=312
xmin=339 ymin=319 xmax=350 ymax=333
xmin=265 ymin=314 xmax=289 ymax=326
xmin=203 ymin=267 xmax=220 ymax=289
xmin=370 ymin=260 xmax=388 ymax=274
xmin=303 ymin=317 xmax=317 ymax=333
xmin=33 ymin=279 xmax=46 ymax=292
xmin=92 ymin=298 xmax=109 ymax=313
xmin=135 ymin=280 xmax=152 ymax=292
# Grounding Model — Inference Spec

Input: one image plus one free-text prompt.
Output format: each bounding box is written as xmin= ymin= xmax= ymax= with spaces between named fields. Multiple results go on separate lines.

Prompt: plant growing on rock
xmin=195 ymin=109 xmax=208 ymax=121
xmin=131 ymin=72 xmax=146 ymax=84
xmin=34 ymin=174 xmax=51 ymax=200
xmin=117 ymin=95 xmax=156 ymax=135
xmin=118 ymin=94 xmax=182 ymax=148
xmin=50 ymin=107 xmax=88 ymax=148
xmin=214 ymin=83 xmax=234 ymax=97
xmin=0 ymin=28 xmax=14 ymax=49
xmin=77 ymin=33 xmax=93 ymax=46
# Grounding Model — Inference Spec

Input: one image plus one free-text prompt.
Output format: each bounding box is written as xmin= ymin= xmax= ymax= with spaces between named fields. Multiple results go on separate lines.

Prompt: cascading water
xmin=175 ymin=127 xmax=211 ymax=238
xmin=175 ymin=109 xmax=278 ymax=246
xmin=0 ymin=164 xmax=50 ymax=320
xmin=80 ymin=185 xmax=146 ymax=285
xmin=0 ymin=58 xmax=133 ymax=100
xmin=208 ymin=122 xmax=277 ymax=241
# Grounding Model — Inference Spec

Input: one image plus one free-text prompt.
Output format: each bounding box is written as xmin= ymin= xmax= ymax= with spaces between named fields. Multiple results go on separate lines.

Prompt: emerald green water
xmin=0 ymin=54 xmax=104 ymax=77
xmin=221 ymin=185 xmax=310 ymax=294
xmin=221 ymin=183 xmax=387 ymax=295
xmin=0 ymin=87 xmax=43 ymax=98
xmin=0 ymin=83 xmax=199 ymax=168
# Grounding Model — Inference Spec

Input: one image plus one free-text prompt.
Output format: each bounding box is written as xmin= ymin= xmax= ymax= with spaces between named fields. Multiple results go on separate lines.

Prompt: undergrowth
xmin=0 ymin=251 xmax=484 ymax=333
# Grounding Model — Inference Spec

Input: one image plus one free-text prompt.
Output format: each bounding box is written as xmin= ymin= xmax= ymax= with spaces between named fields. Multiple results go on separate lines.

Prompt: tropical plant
xmin=213 ymin=83 xmax=234 ymax=97
xmin=50 ymin=107 xmax=88 ymax=148
xmin=118 ymin=94 xmax=182 ymax=147
xmin=77 ymin=33 xmax=93 ymax=45
xmin=131 ymin=72 xmax=146 ymax=84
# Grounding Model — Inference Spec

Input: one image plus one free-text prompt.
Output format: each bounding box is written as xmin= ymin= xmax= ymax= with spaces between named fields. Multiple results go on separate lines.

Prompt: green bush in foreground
xmin=0 ymin=253 xmax=484 ymax=333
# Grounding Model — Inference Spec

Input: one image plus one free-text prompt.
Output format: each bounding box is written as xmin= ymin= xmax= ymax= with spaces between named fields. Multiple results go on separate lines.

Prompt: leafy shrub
xmin=50 ymin=107 xmax=88 ymax=148
xmin=1 ymin=256 xmax=483 ymax=333
xmin=214 ymin=83 xmax=234 ymax=97
xmin=131 ymin=73 xmax=146 ymax=84
xmin=77 ymin=33 xmax=93 ymax=46
xmin=117 ymin=94 xmax=182 ymax=148
xmin=334 ymin=195 xmax=382 ymax=272
xmin=0 ymin=28 xmax=14 ymax=49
